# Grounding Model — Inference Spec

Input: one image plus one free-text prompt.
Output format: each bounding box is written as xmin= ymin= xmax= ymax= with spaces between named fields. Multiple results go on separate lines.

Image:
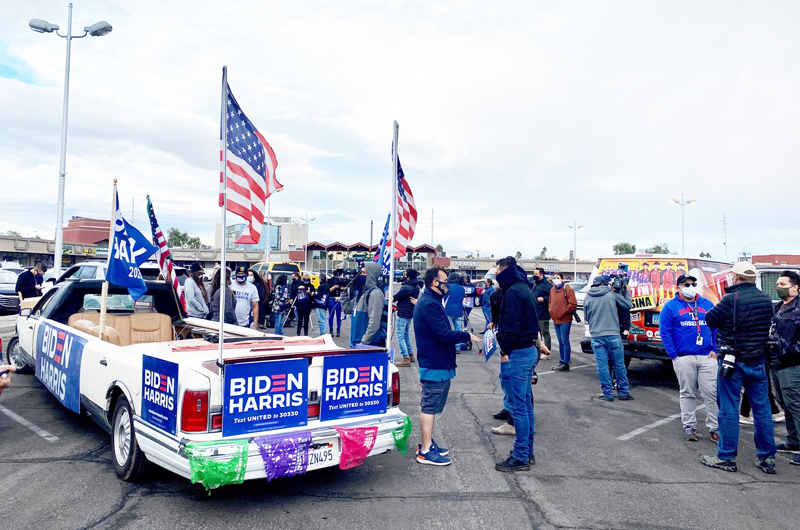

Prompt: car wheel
xmin=5 ymin=337 xmax=33 ymax=374
xmin=111 ymin=396 xmax=151 ymax=481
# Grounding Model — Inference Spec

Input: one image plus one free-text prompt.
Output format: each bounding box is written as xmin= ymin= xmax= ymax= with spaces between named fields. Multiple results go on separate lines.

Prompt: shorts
xmin=420 ymin=379 xmax=452 ymax=415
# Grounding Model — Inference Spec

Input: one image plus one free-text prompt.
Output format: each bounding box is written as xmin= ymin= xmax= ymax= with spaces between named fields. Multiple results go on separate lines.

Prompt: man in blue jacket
xmin=659 ymin=274 xmax=719 ymax=442
xmin=413 ymin=267 xmax=476 ymax=466
xmin=444 ymin=272 xmax=467 ymax=352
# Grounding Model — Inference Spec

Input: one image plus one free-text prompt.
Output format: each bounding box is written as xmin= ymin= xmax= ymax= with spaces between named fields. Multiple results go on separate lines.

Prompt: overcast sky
xmin=1 ymin=1 xmax=798 ymax=261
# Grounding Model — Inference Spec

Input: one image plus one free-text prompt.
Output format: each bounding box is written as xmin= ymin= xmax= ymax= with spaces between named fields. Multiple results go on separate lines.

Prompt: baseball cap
xmin=592 ymin=276 xmax=609 ymax=286
xmin=732 ymin=261 xmax=757 ymax=278
xmin=235 ymin=265 xmax=248 ymax=279
xmin=676 ymin=274 xmax=697 ymax=285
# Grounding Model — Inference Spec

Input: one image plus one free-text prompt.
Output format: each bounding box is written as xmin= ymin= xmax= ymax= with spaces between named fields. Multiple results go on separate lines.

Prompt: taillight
xmin=211 ymin=413 xmax=223 ymax=430
xmin=391 ymin=372 xmax=400 ymax=407
xmin=308 ymin=403 xmax=320 ymax=418
xmin=181 ymin=390 xmax=209 ymax=432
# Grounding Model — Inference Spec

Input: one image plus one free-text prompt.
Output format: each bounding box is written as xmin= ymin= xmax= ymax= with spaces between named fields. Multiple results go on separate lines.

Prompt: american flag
xmin=219 ymin=82 xmax=282 ymax=245
xmin=146 ymin=196 xmax=186 ymax=310
xmin=392 ymin=156 xmax=417 ymax=258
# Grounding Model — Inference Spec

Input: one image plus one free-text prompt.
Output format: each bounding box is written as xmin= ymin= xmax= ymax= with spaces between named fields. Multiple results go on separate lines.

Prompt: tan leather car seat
xmin=68 ymin=312 xmax=173 ymax=345
xmin=70 ymin=319 xmax=122 ymax=346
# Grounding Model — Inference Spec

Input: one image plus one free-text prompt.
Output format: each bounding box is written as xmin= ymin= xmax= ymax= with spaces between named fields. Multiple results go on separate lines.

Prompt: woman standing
xmin=481 ymin=279 xmax=495 ymax=333
xmin=209 ymin=267 xmax=237 ymax=325
xmin=294 ymin=274 xmax=314 ymax=336
xmin=248 ymin=269 xmax=270 ymax=329
xmin=548 ymin=272 xmax=578 ymax=372
xmin=271 ymin=274 xmax=291 ymax=335
xmin=184 ymin=262 xmax=209 ymax=319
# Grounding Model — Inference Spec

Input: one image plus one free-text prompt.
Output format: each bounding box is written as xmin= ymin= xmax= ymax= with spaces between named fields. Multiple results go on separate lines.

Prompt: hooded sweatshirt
xmin=349 ymin=262 xmax=387 ymax=346
xmin=495 ymin=264 xmax=539 ymax=353
xmin=583 ymin=285 xmax=632 ymax=338
xmin=658 ymin=293 xmax=717 ymax=359
xmin=444 ymin=272 xmax=466 ymax=318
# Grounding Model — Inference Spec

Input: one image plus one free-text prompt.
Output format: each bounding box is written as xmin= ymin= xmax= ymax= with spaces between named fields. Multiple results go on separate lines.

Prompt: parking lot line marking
xmin=0 ymin=404 xmax=59 ymax=443
xmin=537 ymin=364 xmax=594 ymax=376
xmin=618 ymin=404 xmax=705 ymax=441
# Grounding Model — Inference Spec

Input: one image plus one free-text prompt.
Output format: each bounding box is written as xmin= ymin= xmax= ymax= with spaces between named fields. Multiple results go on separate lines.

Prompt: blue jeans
xmin=591 ymin=335 xmax=630 ymax=398
xmin=274 ymin=313 xmax=285 ymax=335
xmin=397 ymin=317 xmax=413 ymax=358
xmin=316 ymin=308 xmax=329 ymax=335
xmin=482 ymin=307 xmax=492 ymax=332
xmin=554 ymin=322 xmax=572 ymax=364
xmin=717 ymin=361 xmax=776 ymax=461
xmin=448 ymin=316 xmax=464 ymax=351
xmin=327 ymin=299 xmax=342 ymax=332
xmin=502 ymin=347 xmax=538 ymax=462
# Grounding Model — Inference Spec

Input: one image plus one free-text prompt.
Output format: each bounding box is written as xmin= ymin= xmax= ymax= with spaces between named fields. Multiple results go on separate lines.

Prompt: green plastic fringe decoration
xmin=392 ymin=416 xmax=412 ymax=455
xmin=185 ymin=439 xmax=249 ymax=493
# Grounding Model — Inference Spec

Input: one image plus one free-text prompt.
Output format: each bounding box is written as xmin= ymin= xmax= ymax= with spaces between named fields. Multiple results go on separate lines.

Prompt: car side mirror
xmin=20 ymin=308 xmax=32 ymax=317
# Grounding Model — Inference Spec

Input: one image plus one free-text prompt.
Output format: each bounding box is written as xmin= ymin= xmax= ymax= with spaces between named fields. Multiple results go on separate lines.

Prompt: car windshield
xmin=82 ymin=294 xmax=155 ymax=311
xmin=0 ymin=270 xmax=17 ymax=283
xmin=272 ymin=264 xmax=300 ymax=273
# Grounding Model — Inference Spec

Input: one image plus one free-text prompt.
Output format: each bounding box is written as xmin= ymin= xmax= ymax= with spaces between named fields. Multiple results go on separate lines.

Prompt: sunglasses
xmin=682 ymin=282 xmax=697 ymax=287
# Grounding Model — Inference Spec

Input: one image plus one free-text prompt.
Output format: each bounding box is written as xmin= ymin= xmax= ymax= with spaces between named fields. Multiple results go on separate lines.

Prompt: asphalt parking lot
xmin=1 ymin=310 xmax=798 ymax=530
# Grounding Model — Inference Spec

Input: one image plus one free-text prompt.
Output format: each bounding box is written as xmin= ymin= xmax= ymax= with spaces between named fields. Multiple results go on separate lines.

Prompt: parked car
xmin=7 ymin=278 xmax=407 ymax=488
xmin=575 ymin=283 xmax=589 ymax=309
xmin=0 ymin=269 xmax=21 ymax=312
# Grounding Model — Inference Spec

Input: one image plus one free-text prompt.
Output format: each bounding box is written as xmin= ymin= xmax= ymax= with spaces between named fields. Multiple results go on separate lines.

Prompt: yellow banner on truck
xmin=597 ymin=258 xmax=690 ymax=310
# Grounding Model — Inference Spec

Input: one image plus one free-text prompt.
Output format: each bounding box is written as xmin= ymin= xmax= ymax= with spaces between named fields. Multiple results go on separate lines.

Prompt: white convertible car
xmin=8 ymin=278 xmax=407 ymax=486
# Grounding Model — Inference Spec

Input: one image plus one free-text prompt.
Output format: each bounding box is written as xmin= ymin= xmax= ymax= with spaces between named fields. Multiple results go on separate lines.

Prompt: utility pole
xmin=566 ymin=222 xmax=584 ymax=280
xmin=370 ymin=220 xmax=373 ymax=247
xmin=723 ymin=213 xmax=728 ymax=262
xmin=131 ymin=197 xmax=134 ymax=223
xmin=431 ymin=208 xmax=434 ymax=246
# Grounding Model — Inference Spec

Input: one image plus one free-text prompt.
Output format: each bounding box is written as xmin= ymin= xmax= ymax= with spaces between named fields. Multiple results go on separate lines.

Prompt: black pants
xmin=296 ymin=307 xmax=311 ymax=336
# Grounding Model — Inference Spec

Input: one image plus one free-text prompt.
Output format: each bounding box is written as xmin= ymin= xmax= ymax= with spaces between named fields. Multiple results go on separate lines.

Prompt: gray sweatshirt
xmin=583 ymin=285 xmax=631 ymax=338
xmin=184 ymin=277 xmax=209 ymax=318
xmin=358 ymin=263 xmax=385 ymax=345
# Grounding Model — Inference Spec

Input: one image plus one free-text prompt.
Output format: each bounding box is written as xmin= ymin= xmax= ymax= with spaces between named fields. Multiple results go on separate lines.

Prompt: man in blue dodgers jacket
xmin=659 ymin=274 xmax=719 ymax=442
xmin=413 ymin=267 xmax=477 ymax=467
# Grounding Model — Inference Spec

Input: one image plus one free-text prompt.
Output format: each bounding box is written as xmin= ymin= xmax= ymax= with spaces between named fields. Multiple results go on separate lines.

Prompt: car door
xmin=16 ymin=288 xmax=60 ymax=361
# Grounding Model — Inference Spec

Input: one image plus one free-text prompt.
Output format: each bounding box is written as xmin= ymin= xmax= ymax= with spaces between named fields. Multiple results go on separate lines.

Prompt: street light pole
xmin=669 ymin=193 xmax=696 ymax=255
xmin=566 ymin=222 xmax=584 ymax=280
xmin=29 ymin=4 xmax=112 ymax=277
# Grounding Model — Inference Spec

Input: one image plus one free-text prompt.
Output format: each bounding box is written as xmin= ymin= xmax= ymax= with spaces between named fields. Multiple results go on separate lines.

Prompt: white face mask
xmin=552 ymin=278 xmax=562 ymax=286
xmin=681 ymin=286 xmax=697 ymax=299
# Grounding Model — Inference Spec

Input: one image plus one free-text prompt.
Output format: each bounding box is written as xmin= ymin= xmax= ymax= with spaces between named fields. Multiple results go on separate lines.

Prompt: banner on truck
xmin=320 ymin=353 xmax=388 ymax=422
xmin=598 ymin=258 xmax=689 ymax=307
xmin=36 ymin=323 xmax=85 ymax=413
xmin=141 ymin=355 xmax=179 ymax=435
xmin=223 ymin=359 xmax=308 ymax=437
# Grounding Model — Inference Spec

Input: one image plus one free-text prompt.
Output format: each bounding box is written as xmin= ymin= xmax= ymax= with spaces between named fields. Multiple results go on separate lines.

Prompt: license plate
xmin=307 ymin=441 xmax=340 ymax=470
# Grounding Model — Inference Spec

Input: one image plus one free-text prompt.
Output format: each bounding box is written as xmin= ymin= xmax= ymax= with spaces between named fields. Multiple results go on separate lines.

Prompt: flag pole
xmin=387 ymin=121 xmax=399 ymax=355
xmin=265 ymin=195 xmax=271 ymax=265
xmin=99 ymin=178 xmax=117 ymax=341
xmin=218 ymin=66 xmax=229 ymax=395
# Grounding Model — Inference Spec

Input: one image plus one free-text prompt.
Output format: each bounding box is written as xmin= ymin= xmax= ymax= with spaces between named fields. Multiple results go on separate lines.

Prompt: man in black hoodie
xmin=531 ymin=268 xmax=552 ymax=358
xmin=702 ymin=261 xmax=777 ymax=474
xmin=394 ymin=269 xmax=422 ymax=367
xmin=494 ymin=257 xmax=545 ymax=472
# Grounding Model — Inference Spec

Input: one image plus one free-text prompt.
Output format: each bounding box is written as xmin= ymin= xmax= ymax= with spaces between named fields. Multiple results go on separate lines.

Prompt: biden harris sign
xmin=222 ymin=359 xmax=308 ymax=437
xmin=36 ymin=322 xmax=85 ymax=413
xmin=320 ymin=353 xmax=388 ymax=422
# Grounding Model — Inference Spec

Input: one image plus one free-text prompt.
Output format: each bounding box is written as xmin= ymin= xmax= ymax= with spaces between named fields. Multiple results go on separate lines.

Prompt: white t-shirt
xmin=230 ymin=281 xmax=259 ymax=327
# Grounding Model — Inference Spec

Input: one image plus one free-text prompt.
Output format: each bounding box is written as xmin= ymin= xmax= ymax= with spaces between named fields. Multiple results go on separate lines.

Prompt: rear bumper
xmin=133 ymin=409 xmax=408 ymax=483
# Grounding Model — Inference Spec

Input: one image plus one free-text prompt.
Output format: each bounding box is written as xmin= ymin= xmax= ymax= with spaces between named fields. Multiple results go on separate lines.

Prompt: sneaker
xmin=739 ymin=415 xmax=754 ymax=425
xmin=416 ymin=440 xmax=450 ymax=457
xmin=595 ymin=393 xmax=614 ymax=402
xmin=773 ymin=412 xmax=786 ymax=424
xmin=495 ymin=456 xmax=530 ymax=472
xmin=791 ymin=455 xmax=800 ymax=466
xmin=508 ymin=450 xmax=535 ymax=465
xmin=551 ymin=363 xmax=570 ymax=372
xmin=776 ymin=442 xmax=800 ymax=454
xmin=684 ymin=426 xmax=699 ymax=442
xmin=416 ymin=448 xmax=451 ymax=466
xmin=493 ymin=409 xmax=510 ymax=421
xmin=409 ymin=354 xmax=416 ymax=363
xmin=618 ymin=394 xmax=634 ymax=401
xmin=539 ymin=352 xmax=550 ymax=360
xmin=395 ymin=358 xmax=411 ymax=367
xmin=710 ymin=431 xmax=719 ymax=443
xmin=336 ymin=329 xmax=341 ymax=337
xmin=491 ymin=422 xmax=516 ymax=435
xmin=701 ymin=455 xmax=737 ymax=472
xmin=755 ymin=457 xmax=776 ymax=475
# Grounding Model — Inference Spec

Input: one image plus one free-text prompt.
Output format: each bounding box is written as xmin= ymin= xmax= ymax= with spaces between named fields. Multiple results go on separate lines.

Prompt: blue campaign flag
xmin=483 ymin=329 xmax=498 ymax=362
xmin=372 ymin=213 xmax=391 ymax=276
xmin=106 ymin=191 xmax=158 ymax=300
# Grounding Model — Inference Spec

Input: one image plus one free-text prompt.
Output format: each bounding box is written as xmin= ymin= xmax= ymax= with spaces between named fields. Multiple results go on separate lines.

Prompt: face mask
xmin=776 ymin=286 xmax=793 ymax=300
xmin=681 ymin=286 xmax=697 ymax=299
xmin=552 ymin=278 xmax=562 ymax=286
xmin=246 ymin=276 xmax=254 ymax=284
xmin=437 ymin=281 xmax=449 ymax=294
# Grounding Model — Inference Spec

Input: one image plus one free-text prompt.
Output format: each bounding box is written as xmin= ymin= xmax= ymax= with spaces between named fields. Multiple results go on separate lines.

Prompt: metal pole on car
xmin=99 ymin=178 xmax=117 ymax=341
xmin=386 ymin=121 xmax=399 ymax=355
xmin=218 ymin=67 xmax=229 ymax=400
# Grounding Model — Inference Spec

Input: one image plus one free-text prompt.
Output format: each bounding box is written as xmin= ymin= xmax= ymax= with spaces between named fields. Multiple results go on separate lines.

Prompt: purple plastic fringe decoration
xmin=254 ymin=432 xmax=312 ymax=482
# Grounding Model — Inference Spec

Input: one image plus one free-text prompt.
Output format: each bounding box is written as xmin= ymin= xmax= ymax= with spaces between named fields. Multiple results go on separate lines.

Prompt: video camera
xmin=610 ymin=263 xmax=629 ymax=293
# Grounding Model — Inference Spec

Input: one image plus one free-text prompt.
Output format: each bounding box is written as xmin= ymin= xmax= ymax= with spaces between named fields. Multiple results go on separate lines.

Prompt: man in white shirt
xmin=230 ymin=265 xmax=259 ymax=328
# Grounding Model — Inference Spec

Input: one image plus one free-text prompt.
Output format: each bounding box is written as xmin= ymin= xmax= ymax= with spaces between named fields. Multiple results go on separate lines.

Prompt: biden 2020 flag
xmin=106 ymin=191 xmax=158 ymax=300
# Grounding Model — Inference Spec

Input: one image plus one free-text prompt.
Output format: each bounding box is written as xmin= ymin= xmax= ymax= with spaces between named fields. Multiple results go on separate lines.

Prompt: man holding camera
xmin=584 ymin=275 xmax=633 ymax=401
xmin=659 ymin=274 xmax=719 ymax=442
xmin=770 ymin=270 xmax=800 ymax=467
xmin=702 ymin=261 xmax=777 ymax=474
